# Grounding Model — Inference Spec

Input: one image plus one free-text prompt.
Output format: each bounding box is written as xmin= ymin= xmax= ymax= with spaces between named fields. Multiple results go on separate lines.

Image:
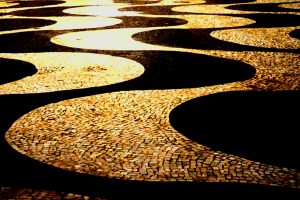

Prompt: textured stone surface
xmin=0 ymin=53 xmax=144 ymax=94
xmin=0 ymin=0 xmax=299 ymax=199
xmin=0 ymin=187 xmax=105 ymax=200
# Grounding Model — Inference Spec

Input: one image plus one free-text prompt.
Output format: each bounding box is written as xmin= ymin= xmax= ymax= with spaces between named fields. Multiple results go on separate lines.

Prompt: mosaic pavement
xmin=0 ymin=0 xmax=299 ymax=199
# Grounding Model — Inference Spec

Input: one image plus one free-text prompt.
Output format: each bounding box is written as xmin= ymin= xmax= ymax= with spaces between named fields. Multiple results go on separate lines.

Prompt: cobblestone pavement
xmin=0 ymin=0 xmax=299 ymax=199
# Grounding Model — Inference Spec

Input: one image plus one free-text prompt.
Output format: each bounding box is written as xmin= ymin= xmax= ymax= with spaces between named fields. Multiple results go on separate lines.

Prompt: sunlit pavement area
xmin=0 ymin=0 xmax=299 ymax=199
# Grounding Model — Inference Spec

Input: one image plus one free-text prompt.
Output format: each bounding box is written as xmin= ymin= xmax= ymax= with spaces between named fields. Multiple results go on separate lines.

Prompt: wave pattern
xmin=0 ymin=0 xmax=299 ymax=198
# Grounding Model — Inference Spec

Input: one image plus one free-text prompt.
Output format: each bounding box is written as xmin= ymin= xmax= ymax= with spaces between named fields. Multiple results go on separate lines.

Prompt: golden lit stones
xmin=173 ymin=0 xmax=300 ymax=15
xmin=199 ymin=51 xmax=300 ymax=91
xmin=279 ymin=3 xmax=300 ymax=9
xmin=0 ymin=2 xmax=18 ymax=8
xmin=172 ymin=4 xmax=245 ymax=15
xmin=0 ymin=187 xmax=104 ymax=200
xmin=210 ymin=27 xmax=300 ymax=49
xmin=256 ymin=0 xmax=300 ymax=3
xmin=0 ymin=53 xmax=144 ymax=94
xmin=2 ymin=0 xmax=300 ymax=191
xmin=174 ymin=15 xmax=255 ymax=29
xmin=5 ymin=87 xmax=299 ymax=186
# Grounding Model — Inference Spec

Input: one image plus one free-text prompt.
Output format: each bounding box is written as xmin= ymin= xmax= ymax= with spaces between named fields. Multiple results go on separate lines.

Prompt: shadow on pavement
xmin=170 ymin=90 xmax=300 ymax=170
xmin=0 ymin=58 xmax=37 ymax=85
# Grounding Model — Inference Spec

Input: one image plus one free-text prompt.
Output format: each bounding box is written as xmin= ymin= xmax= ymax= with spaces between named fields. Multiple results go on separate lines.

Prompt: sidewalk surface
xmin=0 ymin=0 xmax=299 ymax=199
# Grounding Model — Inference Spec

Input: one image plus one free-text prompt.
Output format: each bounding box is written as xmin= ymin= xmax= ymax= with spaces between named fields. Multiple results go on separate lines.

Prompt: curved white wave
xmin=52 ymin=28 xmax=162 ymax=51
xmin=0 ymin=52 xmax=144 ymax=94
xmin=50 ymin=15 xmax=254 ymax=51
xmin=0 ymin=16 xmax=122 ymax=36
xmin=62 ymin=0 xmax=160 ymax=7
xmin=63 ymin=5 xmax=142 ymax=17
xmin=41 ymin=16 xmax=122 ymax=30
xmin=0 ymin=2 xmax=19 ymax=8
xmin=63 ymin=0 xmax=206 ymax=17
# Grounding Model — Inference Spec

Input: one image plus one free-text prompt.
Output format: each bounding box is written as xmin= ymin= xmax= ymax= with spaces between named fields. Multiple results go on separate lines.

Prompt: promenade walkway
xmin=0 ymin=0 xmax=299 ymax=199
